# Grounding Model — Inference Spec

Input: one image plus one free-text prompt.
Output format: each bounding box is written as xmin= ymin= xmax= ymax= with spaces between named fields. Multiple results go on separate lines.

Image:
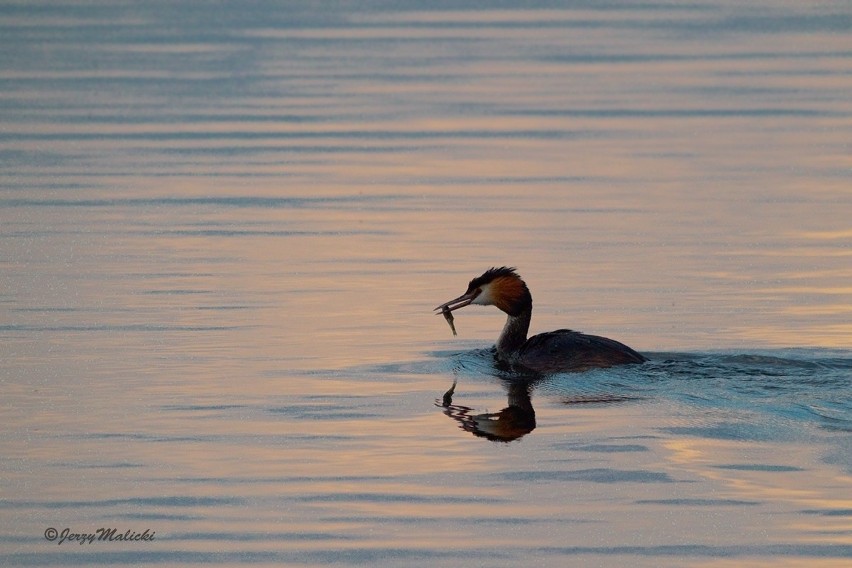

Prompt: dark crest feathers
xmin=467 ymin=266 xmax=520 ymax=291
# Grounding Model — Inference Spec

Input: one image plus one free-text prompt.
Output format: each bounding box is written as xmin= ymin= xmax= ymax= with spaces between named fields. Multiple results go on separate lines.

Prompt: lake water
xmin=1 ymin=1 xmax=850 ymax=566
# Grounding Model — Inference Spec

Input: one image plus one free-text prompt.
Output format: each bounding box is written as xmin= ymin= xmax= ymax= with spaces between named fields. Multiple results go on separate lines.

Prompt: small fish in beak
xmin=441 ymin=306 xmax=457 ymax=336
xmin=435 ymin=289 xmax=479 ymax=336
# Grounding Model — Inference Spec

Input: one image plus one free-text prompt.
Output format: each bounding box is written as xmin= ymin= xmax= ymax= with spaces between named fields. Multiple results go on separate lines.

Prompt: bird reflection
xmin=437 ymin=370 xmax=641 ymax=443
xmin=438 ymin=378 xmax=538 ymax=442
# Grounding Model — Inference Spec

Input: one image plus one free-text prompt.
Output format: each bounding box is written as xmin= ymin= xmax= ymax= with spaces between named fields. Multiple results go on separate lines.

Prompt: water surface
xmin=1 ymin=1 xmax=850 ymax=566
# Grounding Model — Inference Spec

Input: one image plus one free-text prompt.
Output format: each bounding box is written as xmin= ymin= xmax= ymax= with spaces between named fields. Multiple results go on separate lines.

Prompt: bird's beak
xmin=434 ymin=291 xmax=476 ymax=313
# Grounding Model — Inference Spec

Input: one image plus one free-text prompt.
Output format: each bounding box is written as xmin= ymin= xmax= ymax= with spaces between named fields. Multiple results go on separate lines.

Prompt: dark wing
xmin=518 ymin=329 xmax=646 ymax=373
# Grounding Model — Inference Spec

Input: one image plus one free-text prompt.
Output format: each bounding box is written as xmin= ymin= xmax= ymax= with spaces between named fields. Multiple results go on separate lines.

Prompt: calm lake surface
xmin=1 ymin=1 xmax=850 ymax=566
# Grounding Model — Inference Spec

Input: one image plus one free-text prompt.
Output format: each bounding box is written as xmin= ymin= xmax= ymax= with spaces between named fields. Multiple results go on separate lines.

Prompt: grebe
xmin=435 ymin=267 xmax=646 ymax=373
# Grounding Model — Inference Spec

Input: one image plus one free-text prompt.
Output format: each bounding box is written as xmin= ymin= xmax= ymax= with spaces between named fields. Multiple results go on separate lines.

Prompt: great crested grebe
xmin=436 ymin=267 xmax=646 ymax=373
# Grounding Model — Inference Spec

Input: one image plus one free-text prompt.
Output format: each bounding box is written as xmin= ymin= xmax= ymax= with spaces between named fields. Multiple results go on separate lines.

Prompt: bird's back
xmin=516 ymin=329 xmax=646 ymax=373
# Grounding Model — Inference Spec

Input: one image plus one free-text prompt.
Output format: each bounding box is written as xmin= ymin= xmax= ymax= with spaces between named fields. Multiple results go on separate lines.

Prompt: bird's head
xmin=435 ymin=266 xmax=531 ymax=317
